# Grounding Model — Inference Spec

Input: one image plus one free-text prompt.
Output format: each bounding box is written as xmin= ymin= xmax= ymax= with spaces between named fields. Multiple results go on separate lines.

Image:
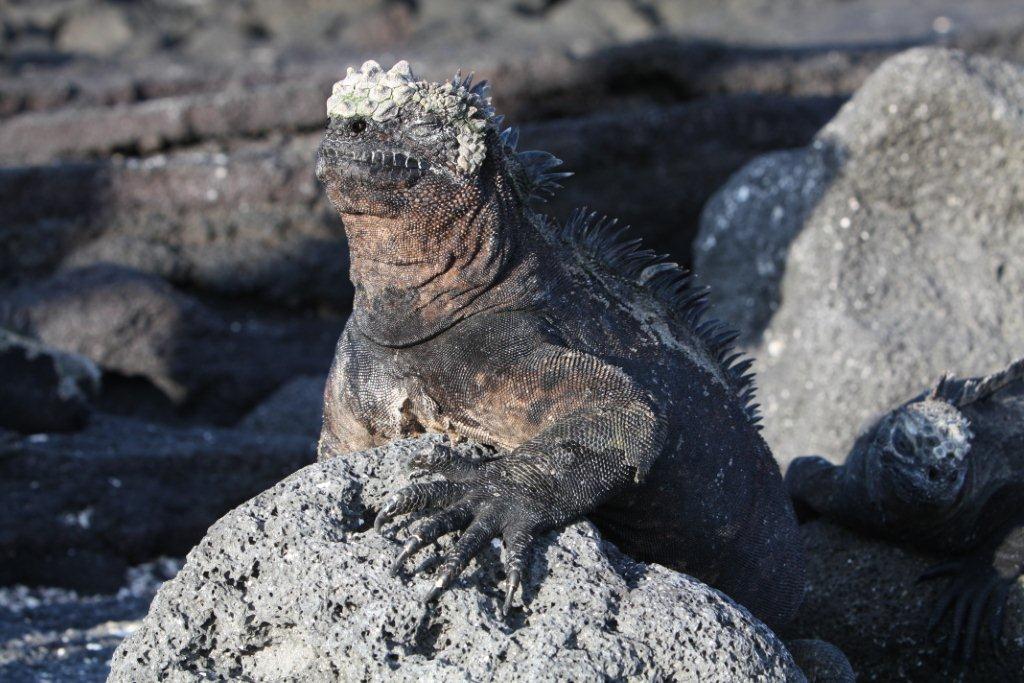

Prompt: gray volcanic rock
xmin=237 ymin=374 xmax=326 ymax=439
xmin=109 ymin=436 xmax=804 ymax=682
xmin=0 ymin=415 xmax=314 ymax=592
xmin=789 ymin=520 xmax=1024 ymax=681
xmin=0 ymin=265 xmax=340 ymax=422
xmin=694 ymin=48 xmax=1024 ymax=469
xmin=55 ymin=6 xmax=133 ymax=57
xmin=0 ymin=329 xmax=99 ymax=434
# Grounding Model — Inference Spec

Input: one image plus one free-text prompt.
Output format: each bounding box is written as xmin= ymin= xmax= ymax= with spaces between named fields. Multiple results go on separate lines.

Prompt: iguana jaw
xmin=316 ymin=135 xmax=434 ymax=217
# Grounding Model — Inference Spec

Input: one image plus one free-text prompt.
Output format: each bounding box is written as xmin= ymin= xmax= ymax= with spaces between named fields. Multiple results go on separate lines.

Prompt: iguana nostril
xmin=350 ymin=118 xmax=367 ymax=134
xmin=927 ymin=466 xmax=940 ymax=481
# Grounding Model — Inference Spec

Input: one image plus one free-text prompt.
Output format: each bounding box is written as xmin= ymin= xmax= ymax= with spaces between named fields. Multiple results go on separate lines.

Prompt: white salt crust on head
xmin=326 ymin=60 xmax=495 ymax=174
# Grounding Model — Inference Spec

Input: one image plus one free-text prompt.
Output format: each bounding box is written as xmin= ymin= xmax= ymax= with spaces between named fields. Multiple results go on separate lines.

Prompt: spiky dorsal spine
xmin=931 ymin=356 xmax=1024 ymax=408
xmin=558 ymin=208 xmax=763 ymax=428
xmin=496 ymin=122 xmax=572 ymax=203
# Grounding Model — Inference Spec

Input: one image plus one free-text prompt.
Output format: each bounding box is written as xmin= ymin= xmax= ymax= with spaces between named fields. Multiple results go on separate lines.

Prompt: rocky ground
xmin=4 ymin=0 xmax=1024 ymax=680
xmin=0 ymin=559 xmax=180 ymax=683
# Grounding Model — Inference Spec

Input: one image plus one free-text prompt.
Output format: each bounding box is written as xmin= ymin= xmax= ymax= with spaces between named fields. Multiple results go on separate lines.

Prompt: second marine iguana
xmin=314 ymin=60 xmax=806 ymax=630
xmin=788 ymin=357 xmax=1024 ymax=661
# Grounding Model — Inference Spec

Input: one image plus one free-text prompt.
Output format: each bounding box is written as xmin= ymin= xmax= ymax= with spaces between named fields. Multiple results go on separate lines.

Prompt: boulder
xmin=0 ymin=415 xmax=314 ymax=592
xmin=694 ymin=48 xmax=1024 ymax=469
xmin=0 ymin=147 xmax=353 ymax=311
xmin=0 ymin=265 xmax=341 ymax=423
xmin=55 ymin=6 xmax=133 ymax=57
xmin=789 ymin=520 xmax=1024 ymax=681
xmin=0 ymin=329 xmax=99 ymax=434
xmin=110 ymin=436 xmax=805 ymax=681
xmin=237 ymin=374 xmax=326 ymax=439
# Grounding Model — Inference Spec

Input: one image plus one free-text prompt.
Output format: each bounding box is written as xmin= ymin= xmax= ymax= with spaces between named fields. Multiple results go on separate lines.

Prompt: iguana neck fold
xmin=343 ymin=170 xmax=545 ymax=348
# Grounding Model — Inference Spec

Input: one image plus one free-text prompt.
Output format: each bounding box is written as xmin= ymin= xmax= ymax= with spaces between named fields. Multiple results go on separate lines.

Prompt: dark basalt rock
xmin=1 ymin=265 xmax=341 ymax=424
xmin=0 ymin=329 xmax=99 ymax=434
xmin=0 ymin=415 xmax=314 ymax=592
xmin=237 ymin=373 xmax=327 ymax=439
xmin=790 ymin=520 xmax=1024 ymax=681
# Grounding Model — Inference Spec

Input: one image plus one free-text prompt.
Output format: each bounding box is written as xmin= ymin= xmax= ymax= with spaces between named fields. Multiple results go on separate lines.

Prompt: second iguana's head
xmin=868 ymin=398 xmax=973 ymax=512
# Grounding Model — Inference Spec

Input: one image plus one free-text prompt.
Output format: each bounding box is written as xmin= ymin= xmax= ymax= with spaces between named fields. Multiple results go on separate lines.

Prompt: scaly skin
xmin=315 ymin=61 xmax=805 ymax=631
xmin=788 ymin=357 xmax=1024 ymax=661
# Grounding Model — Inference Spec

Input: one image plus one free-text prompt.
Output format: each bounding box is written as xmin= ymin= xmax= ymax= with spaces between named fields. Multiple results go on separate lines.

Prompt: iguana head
xmin=316 ymin=60 xmax=567 ymax=215
xmin=316 ymin=60 xmax=567 ymax=346
xmin=869 ymin=399 xmax=973 ymax=511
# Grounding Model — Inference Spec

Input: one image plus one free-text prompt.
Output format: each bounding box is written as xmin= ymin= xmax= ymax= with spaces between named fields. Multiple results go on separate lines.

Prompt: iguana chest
xmin=360 ymin=361 xmax=544 ymax=454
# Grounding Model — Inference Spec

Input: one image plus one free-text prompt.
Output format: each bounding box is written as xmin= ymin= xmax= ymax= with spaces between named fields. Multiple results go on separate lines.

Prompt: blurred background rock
xmin=2 ymin=1 xmax=1024 ymax=680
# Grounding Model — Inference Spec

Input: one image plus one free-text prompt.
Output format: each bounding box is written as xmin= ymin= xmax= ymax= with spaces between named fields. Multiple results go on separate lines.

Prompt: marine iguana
xmin=787 ymin=357 xmax=1024 ymax=661
xmin=314 ymin=60 xmax=805 ymax=630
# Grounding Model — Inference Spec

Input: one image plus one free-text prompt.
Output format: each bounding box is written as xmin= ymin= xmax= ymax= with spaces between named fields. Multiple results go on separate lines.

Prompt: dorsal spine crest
xmin=557 ymin=208 xmax=763 ymax=428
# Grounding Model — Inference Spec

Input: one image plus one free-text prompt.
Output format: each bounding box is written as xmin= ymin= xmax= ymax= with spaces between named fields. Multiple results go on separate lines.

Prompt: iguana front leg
xmin=786 ymin=455 xmax=868 ymax=525
xmin=373 ymin=345 xmax=664 ymax=613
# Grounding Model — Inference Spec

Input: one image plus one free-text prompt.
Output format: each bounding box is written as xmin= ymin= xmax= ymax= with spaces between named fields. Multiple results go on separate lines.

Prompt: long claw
xmin=499 ymin=527 xmax=534 ymax=616
xmin=962 ymin=579 xmax=997 ymax=663
xmin=419 ymin=517 xmax=495 ymax=604
xmin=391 ymin=536 xmax=422 ymax=576
xmin=374 ymin=501 xmax=398 ymax=534
xmin=422 ymin=563 xmax=461 ymax=605
xmin=502 ymin=570 xmax=521 ymax=616
xmin=372 ymin=481 xmax=469 ymax=534
xmin=422 ymin=579 xmax=447 ymax=605
xmin=918 ymin=561 xmax=961 ymax=583
xmin=390 ymin=506 xmax=472 ymax=576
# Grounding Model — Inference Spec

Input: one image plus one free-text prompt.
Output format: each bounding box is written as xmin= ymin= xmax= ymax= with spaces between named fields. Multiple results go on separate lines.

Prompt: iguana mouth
xmin=326 ymin=147 xmax=431 ymax=171
xmin=317 ymin=140 xmax=431 ymax=185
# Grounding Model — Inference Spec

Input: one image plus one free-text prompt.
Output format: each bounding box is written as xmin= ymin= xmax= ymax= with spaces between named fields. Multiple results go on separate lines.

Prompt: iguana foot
xmin=918 ymin=557 xmax=1015 ymax=662
xmin=375 ymin=451 xmax=549 ymax=615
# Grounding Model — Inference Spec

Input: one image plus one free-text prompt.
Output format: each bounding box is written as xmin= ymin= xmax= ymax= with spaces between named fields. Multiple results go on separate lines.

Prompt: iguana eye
xmin=892 ymin=430 xmax=914 ymax=457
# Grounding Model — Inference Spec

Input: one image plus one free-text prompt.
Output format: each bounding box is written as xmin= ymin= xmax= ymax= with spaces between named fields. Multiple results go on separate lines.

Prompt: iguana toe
xmin=407 ymin=444 xmax=484 ymax=482
xmin=374 ymin=480 xmax=468 ymax=533
xmin=502 ymin=570 xmax=521 ymax=616
xmin=390 ymin=504 xmax=473 ymax=575
xmin=920 ymin=558 xmax=1013 ymax=663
